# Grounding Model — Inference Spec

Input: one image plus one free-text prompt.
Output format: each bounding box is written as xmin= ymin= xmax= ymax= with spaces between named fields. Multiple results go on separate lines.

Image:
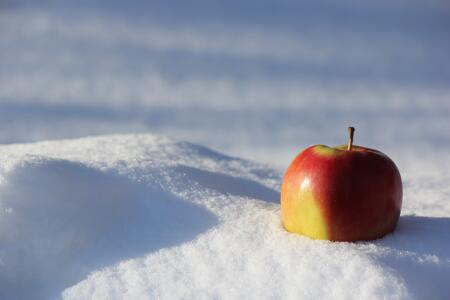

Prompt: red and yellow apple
xmin=281 ymin=127 xmax=402 ymax=241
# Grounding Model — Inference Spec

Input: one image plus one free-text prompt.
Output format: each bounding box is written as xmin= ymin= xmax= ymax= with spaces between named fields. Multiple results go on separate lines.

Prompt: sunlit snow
xmin=1 ymin=0 xmax=450 ymax=299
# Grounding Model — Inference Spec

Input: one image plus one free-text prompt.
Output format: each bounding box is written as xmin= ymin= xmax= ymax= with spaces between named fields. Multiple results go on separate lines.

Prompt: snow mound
xmin=0 ymin=134 xmax=449 ymax=300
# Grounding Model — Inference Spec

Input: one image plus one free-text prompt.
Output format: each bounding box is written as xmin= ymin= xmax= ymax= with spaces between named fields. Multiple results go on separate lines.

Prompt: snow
xmin=0 ymin=134 xmax=449 ymax=299
xmin=1 ymin=0 xmax=450 ymax=167
xmin=1 ymin=0 xmax=450 ymax=299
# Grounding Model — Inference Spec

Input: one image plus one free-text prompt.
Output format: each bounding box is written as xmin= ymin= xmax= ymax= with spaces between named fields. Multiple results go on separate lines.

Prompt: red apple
xmin=281 ymin=127 xmax=402 ymax=241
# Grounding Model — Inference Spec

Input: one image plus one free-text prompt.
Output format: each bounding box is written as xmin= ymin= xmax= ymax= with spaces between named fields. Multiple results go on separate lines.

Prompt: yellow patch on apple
xmin=281 ymin=177 xmax=329 ymax=240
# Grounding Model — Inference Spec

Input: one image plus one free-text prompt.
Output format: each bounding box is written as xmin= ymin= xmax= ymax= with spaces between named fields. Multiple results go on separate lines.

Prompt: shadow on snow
xmin=374 ymin=215 xmax=450 ymax=300
xmin=0 ymin=158 xmax=218 ymax=300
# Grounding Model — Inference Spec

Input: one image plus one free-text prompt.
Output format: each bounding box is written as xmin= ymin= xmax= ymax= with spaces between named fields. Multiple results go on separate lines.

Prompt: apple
xmin=280 ymin=127 xmax=402 ymax=241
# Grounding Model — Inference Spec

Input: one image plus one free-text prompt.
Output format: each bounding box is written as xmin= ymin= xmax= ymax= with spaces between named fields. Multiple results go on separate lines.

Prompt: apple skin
xmin=281 ymin=144 xmax=402 ymax=241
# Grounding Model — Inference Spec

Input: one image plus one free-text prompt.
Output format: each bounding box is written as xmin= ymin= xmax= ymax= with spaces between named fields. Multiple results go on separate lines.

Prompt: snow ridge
xmin=0 ymin=134 xmax=449 ymax=299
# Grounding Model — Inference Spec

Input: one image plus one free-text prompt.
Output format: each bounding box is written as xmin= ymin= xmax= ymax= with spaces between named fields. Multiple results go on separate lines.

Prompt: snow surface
xmin=1 ymin=0 xmax=450 ymax=167
xmin=0 ymin=134 xmax=450 ymax=300
xmin=1 ymin=0 xmax=450 ymax=299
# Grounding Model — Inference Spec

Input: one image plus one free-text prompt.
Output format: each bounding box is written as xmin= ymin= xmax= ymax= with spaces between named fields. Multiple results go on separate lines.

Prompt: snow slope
xmin=1 ymin=0 xmax=450 ymax=167
xmin=1 ymin=134 xmax=449 ymax=299
xmin=1 ymin=1 xmax=450 ymax=298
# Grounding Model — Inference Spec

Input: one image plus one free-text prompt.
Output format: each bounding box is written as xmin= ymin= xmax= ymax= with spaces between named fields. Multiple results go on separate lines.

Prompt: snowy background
xmin=1 ymin=0 xmax=450 ymax=299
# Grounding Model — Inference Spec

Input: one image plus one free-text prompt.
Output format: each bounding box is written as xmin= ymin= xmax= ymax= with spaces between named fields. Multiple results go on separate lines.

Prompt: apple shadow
xmin=0 ymin=158 xmax=217 ymax=300
xmin=372 ymin=215 xmax=450 ymax=300
xmin=172 ymin=164 xmax=280 ymax=204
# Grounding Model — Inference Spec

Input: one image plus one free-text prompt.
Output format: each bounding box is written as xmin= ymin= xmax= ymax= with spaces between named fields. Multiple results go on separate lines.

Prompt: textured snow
xmin=1 ymin=0 xmax=450 ymax=299
xmin=0 ymin=135 xmax=449 ymax=300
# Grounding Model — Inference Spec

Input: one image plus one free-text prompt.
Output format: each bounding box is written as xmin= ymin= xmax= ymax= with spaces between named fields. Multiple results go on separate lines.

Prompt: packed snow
xmin=1 ymin=0 xmax=450 ymax=299
xmin=0 ymin=135 xmax=449 ymax=299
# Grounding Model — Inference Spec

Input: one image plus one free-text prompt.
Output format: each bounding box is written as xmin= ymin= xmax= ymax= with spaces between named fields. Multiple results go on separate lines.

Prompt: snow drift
xmin=0 ymin=134 xmax=449 ymax=299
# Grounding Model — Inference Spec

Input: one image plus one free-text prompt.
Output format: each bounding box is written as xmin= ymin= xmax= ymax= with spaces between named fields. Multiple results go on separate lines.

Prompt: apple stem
xmin=347 ymin=127 xmax=355 ymax=151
